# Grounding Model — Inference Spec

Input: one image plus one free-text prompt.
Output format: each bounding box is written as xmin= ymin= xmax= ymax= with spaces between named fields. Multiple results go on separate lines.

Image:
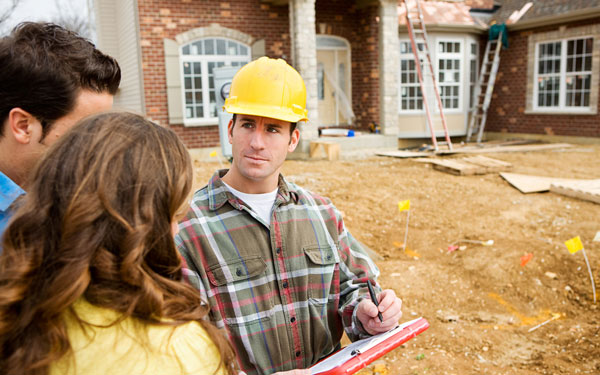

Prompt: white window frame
xmin=398 ymin=40 xmax=426 ymax=114
xmin=469 ymin=42 xmax=478 ymax=110
xmin=436 ymin=38 xmax=463 ymax=113
xmin=533 ymin=36 xmax=594 ymax=113
xmin=179 ymin=38 xmax=250 ymax=126
xmin=398 ymin=36 xmax=468 ymax=115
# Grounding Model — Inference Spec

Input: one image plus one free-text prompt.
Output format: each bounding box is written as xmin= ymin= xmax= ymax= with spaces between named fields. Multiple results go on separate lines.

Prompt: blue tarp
xmin=489 ymin=23 xmax=508 ymax=48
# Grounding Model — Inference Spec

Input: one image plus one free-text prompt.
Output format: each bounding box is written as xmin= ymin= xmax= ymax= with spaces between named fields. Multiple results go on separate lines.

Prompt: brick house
xmin=93 ymin=0 xmax=600 ymax=154
xmin=483 ymin=0 xmax=600 ymax=140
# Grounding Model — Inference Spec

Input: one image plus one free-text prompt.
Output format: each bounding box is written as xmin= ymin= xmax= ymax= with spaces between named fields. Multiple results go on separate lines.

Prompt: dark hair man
xmin=0 ymin=22 xmax=121 ymax=238
xmin=176 ymin=57 xmax=402 ymax=375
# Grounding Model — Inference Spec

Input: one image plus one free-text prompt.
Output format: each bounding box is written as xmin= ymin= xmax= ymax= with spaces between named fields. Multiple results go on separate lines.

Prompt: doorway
xmin=316 ymin=35 xmax=353 ymax=126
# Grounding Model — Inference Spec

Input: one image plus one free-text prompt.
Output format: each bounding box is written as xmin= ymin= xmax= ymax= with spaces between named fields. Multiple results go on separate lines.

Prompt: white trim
xmin=398 ymin=34 xmax=477 ymax=116
xmin=398 ymin=39 xmax=426 ymax=114
xmin=532 ymin=35 xmax=594 ymax=112
xmin=316 ymin=35 xmax=350 ymax=50
xmin=181 ymin=118 xmax=219 ymax=127
xmin=316 ymin=35 xmax=352 ymax=126
xmin=179 ymin=37 xmax=250 ymax=126
xmin=437 ymin=38 xmax=463 ymax=114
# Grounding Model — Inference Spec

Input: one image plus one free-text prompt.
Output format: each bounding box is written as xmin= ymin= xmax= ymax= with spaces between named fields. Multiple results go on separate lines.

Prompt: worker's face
xmin=228 ymin=114 xmax=299 ymax=189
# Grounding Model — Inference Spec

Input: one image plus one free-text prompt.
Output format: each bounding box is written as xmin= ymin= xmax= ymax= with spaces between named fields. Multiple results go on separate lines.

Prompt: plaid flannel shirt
xmin=175 ymin=170 xmax=380 ymax=375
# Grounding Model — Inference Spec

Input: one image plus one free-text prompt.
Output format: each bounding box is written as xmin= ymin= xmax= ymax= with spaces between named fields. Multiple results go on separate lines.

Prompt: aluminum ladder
xmin=466 ymin=31 xmax=503 ymax=143
xmin=404 ymin=0 xmax=453 ymax=152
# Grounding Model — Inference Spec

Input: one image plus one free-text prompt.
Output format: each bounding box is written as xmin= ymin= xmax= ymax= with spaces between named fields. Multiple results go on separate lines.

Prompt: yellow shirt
xmin=50 ymin=299 xmax=225 ymax=375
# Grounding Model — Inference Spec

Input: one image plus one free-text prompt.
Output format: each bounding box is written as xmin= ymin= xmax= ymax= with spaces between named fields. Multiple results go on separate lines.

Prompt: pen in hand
xmin=367 ymin=280 xmax=383 ymax=322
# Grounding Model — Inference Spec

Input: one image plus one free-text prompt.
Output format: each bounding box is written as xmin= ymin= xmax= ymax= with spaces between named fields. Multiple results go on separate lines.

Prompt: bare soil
xmin=192 ymin=144 xmax=600 ymax=375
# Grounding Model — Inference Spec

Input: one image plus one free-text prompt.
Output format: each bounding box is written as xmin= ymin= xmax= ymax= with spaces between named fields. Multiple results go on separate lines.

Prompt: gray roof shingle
xmin=490 ymin=0 xmax=600 ymax=24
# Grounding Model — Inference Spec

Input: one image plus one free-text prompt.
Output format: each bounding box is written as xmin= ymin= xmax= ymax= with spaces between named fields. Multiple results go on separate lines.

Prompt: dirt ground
xmin=192 ymin=143 xmax=600 ymax=375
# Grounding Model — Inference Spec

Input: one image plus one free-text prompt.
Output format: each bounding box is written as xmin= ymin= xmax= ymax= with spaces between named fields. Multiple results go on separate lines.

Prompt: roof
xmin=398 ymin=0 xmax=487 ymax=30
xmin=490 ymin=0 xmax=600 ymax=25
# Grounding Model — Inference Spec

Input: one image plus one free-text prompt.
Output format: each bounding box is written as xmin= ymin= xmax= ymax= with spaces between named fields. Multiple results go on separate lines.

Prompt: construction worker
xmin=0 ymin=22 xmax=120 ymax=241
xmin=176 ymin=57 xmax=402 ymax=375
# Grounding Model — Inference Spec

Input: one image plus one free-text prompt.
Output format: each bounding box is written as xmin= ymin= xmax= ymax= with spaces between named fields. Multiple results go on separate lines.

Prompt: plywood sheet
xmin=550 ymin=180 xmax=600 ymax=204
xmin=430 ymin=159 xmax=481 ymax=175
xmin=461 ymin=155 xmax=513 ymax=172
xmin=416 ymin=156 xmax=512 ymax=176
xmin=500 ymin=172 xmax=599 ymax=194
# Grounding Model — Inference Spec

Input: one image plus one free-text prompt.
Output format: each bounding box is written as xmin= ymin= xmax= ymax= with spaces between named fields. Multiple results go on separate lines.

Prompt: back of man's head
xmin=0 ymin=22 xmax=121 ymax=138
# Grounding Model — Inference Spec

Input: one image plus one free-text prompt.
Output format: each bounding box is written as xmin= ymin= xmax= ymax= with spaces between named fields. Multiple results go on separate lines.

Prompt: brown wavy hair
xmin=0 ymin=112 xmax=236 ymax=375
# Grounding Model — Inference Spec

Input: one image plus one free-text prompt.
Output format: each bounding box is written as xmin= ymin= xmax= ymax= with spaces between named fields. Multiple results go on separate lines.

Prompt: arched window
xmin=180 ymin=38 xmax=250 ymax=122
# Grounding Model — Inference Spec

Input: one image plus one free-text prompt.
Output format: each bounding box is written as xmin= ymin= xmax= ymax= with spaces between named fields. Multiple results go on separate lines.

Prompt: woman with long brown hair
xmin=0 ymin=112 xmax=237 ymax=375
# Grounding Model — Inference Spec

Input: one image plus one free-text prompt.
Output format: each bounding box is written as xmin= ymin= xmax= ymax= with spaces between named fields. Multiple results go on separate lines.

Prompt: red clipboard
xmin=310 ymin=318 xmax=429 ymax=375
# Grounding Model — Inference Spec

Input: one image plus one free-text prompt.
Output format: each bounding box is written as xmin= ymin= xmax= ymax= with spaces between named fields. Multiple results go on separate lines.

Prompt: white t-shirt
xmin=222 ymin=181 xmax=278 ymax=226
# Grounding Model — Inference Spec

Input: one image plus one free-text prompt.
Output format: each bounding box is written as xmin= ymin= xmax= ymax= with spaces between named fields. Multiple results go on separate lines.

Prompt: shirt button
xmin=283 ymin=281 xmax=288 ymax=288
xmin=295 ymin=351 xmax=301 ymax=357
xmin=276 ymin=247 xmax=281 ymax=254
xmin=236 ymin=268 xmax=242 ymax=277
xmin=290 ymin=317 xmax=296 ymax=323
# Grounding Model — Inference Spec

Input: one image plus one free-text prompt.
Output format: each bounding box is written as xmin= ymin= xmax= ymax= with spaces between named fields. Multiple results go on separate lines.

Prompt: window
xmin=469 ymin=42 xmax=478 ymax=109
xmin=399 ymin=41 xmax=425 ymax=111
xmin=338 ymin=63 xmax=346 ymax=96
xmin=535 ymin=37 xmax=593 ymax=110
xmin=318 ymin=62 xmax=324 ymax=100
xmin=438 ymin=41 xmax=461 ymax=109
xmin=180 ymin=38 xmax=250 ymax=123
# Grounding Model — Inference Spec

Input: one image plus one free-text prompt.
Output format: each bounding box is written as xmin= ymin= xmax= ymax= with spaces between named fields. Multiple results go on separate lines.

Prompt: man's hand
xmin=356 ymin=289 xmax=403 ymax=335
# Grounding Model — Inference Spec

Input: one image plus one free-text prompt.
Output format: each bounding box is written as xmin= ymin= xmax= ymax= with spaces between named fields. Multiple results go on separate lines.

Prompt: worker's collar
xmin=207 ymin=169 xmax=298 ymax=211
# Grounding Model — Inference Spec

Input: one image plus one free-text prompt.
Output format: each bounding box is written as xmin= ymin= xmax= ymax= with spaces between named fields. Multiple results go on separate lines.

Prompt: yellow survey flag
xmin=209 ymin=151 xmax=217 ymax=157
xmin=565 ymin=236 xmax=583 ymax=254
xmin=398 ymin=200 xmax=410 ymax=212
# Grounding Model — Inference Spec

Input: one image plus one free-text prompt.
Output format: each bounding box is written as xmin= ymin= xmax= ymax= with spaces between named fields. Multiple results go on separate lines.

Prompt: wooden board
xmin=461 ymin=155 xmax=512 ymax=172
xmin=550 ymin=180 xmax=600 ymax=204
xmin=377 ymin=143 xmax=573 ymax=159
xmin=437 ymin=143 xmax=573 ymax=155
xmin=376 ymin=150 xmax=431 ymax=158
xmin=500 ymin=172 xmax=600 ymax=194
xmin=416 ymin=156 xmax=512 ymax=176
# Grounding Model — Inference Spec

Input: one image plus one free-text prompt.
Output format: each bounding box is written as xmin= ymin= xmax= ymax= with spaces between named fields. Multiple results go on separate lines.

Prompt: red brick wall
xmin=137 ymin=0 xmax=290 ymax=148
xmin=486 ymin=20 xmax=600 ymax=138
xmin=315 ymin=0 xmax=380 ymax=131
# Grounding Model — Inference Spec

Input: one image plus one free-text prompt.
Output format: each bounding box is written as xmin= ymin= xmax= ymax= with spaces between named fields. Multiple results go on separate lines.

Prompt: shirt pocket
xmin=206 ymin=256 xmax=274 ymax=326
xmin=303 ymin=245 xmax=339 ymax=303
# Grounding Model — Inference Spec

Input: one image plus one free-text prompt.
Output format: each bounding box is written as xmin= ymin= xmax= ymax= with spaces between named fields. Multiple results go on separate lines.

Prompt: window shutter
xmin=164 ymin=38 xmax=183 ymax=124
xmin=251 ymin=39 xmax=265 ymax=61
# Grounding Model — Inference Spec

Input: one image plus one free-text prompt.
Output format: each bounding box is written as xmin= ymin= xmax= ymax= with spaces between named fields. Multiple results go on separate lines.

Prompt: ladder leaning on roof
xmin=466 ymin=31 xmax=503 ymax=144
xmin=403 ymin=0 xmax=453 ymax=152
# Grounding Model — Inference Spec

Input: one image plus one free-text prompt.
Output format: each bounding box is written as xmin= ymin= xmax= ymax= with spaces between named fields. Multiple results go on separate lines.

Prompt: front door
xmin=316 ymin=36 xmax=353 ymax=126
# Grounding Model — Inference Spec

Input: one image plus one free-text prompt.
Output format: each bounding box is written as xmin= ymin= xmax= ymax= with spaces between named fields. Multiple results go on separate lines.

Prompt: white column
xmin=289 ymin=0 xmax=318 ymax=152
xmin=379 ymin=0 xmax=399 ymax=136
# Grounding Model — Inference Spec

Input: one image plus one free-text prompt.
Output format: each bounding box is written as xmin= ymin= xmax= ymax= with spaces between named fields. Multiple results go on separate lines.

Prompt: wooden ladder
xmin=466 ymin=31 xmax=503 ymax=144
xmin=403 ymin=0 xmax=453 ymax=152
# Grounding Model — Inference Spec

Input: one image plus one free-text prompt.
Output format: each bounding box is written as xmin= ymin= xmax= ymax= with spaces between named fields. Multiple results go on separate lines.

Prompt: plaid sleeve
xmin=332 ymin=206 xmax=381 ymax=341
xmin=175 ymin=232 xmax=209 ymax=305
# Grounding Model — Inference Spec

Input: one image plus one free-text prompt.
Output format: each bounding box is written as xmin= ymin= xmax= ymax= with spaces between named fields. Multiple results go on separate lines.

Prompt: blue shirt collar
xmin=0 ymin=171 xmax=25 ymax=211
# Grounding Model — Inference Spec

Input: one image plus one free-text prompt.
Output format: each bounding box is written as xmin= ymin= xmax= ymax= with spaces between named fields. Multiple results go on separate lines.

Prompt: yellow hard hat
xmin=224 ymin=56 xmax=308 ymax=123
